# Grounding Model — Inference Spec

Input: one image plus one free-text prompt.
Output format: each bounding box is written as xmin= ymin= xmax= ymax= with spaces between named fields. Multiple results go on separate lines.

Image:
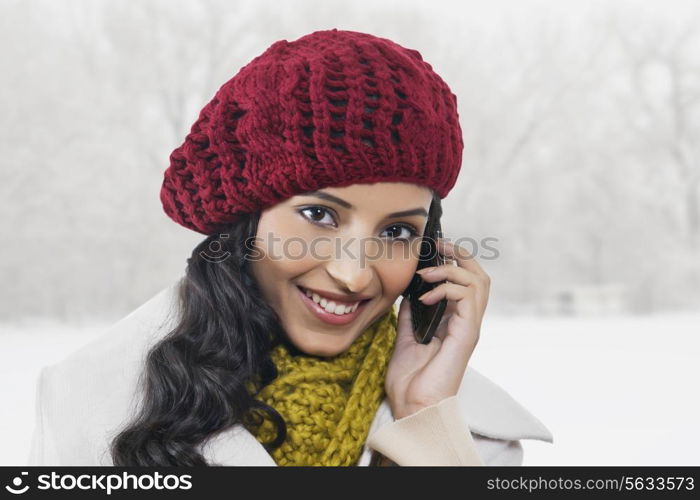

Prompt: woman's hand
xmin=385 ymin=237 xmax=491 ymax=420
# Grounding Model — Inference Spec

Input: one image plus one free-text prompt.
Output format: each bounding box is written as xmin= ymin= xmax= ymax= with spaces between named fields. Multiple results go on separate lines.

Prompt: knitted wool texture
xmin=161 ymin=28 xmax=463 ymax=235
xmin=244 ymin=305 xmax=398 ymax=466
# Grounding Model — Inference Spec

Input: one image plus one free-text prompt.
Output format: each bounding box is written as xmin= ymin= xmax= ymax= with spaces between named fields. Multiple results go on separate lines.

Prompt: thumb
xmin=396 ymin=297 xmax=415 ymax=345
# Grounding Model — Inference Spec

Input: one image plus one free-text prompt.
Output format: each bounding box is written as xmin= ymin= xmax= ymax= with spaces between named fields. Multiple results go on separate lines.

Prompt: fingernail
xmin=418 ymin=291 xmax=431 ymax=301
xmin=416 ymin=267 xmax=436 ymax=274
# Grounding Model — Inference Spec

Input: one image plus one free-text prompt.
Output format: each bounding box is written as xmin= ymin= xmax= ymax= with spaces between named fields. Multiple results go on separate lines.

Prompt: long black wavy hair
xmin=109 ymin=190 xmax=443 ymax=466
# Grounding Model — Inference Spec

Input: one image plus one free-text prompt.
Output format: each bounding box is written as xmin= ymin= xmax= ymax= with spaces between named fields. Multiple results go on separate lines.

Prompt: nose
xmin=326 ymin=262 xmax=374 ymax=295
xmin=324 ymin=237 xmax=376 ymax=294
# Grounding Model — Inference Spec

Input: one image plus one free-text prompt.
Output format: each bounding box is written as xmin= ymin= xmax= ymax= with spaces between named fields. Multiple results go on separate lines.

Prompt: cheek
xmin=253 ymin=230 xmax=322 ymax=280
xmin=376 ymin=247 xmax=419 ymax=296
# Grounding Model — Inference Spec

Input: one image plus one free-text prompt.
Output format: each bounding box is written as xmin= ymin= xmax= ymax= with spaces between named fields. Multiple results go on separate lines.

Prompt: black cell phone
xmin=400 ymin=216 xmax=448 ymax=344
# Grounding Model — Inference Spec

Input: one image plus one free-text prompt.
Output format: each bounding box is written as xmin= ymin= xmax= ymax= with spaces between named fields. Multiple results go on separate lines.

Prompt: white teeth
xmin=302 ymin=287 xmax=362 ymax=315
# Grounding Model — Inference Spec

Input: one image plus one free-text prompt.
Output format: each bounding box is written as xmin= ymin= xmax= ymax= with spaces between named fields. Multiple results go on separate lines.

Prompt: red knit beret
xmin=160 ymin=28 xmax=463 ymax=235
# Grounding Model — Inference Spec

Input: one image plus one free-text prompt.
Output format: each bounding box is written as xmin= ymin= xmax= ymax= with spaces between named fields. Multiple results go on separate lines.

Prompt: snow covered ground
xmin=1 ymin=311 xmax=698 ymax=466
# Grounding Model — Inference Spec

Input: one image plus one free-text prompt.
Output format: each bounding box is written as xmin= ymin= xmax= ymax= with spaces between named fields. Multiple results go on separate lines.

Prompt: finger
xmin=431 ymin=307 xmax=452 ymax=343
xmin=420 ymin=282 xmax=477 ymax=317
xmin=433 ymin=307 xmax=479 ymax=370
xmin=427 ymin=286 xmax=480 ymax=368
xmin=419 ymin=277 xmax=488 ymax=318
xmin=395 ymin=296 xmax=415 ymax=346
xmin=417 ymin=264 xmax=489 ymax=293
xmin=436 ymin=238 xmax=490 ymax=285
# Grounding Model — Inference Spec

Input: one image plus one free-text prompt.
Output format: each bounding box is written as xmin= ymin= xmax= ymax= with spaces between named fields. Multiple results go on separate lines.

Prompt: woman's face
xmin=249 ymin=182 xmax=433 ymax=357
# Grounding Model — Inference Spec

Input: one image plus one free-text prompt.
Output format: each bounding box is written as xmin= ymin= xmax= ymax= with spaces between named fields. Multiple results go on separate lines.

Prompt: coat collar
xmin=457 ymin=366 xmax=554 ymax=443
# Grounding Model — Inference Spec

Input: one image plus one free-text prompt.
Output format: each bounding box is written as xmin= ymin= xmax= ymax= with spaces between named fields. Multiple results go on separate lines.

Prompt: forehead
xmin=293 ymin=182 xmax=432 ymax=208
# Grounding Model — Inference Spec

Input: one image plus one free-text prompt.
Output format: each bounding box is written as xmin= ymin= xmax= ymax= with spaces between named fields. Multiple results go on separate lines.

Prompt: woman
xmin=27 ymin=29 xmax=553 ymax=467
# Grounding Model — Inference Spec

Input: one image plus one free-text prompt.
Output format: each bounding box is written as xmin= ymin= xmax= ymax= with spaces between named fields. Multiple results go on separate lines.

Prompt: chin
xmin=291 ymin=334 xmax=353 ymax=358
xmin=304 ymin=347 xmax=342 ymax=358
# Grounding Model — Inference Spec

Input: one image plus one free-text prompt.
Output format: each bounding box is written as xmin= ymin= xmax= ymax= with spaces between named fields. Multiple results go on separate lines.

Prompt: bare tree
xmin=610 ymin=13 xmax=700 ymax=249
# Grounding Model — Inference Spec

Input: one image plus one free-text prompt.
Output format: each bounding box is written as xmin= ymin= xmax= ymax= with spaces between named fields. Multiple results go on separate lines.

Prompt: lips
xmin=296 ymin=285 xmax=370 ymax=326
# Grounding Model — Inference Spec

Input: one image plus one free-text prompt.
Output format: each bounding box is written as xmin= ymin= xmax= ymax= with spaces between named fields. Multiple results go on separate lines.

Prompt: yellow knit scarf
xmin=244 ymin=305 xmax=398 ymax=466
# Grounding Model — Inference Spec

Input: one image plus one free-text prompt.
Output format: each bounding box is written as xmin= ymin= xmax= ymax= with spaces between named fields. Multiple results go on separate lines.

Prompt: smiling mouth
xmin=296 ymin=285 xmax=372 ymax=325
xmin=297 ymin=285 xmax=370 ymax=313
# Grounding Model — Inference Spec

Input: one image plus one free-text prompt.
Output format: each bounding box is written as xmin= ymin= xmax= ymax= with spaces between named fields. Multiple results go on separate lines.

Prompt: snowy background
xmin=2 ymin=0 xmax=699 ymax=466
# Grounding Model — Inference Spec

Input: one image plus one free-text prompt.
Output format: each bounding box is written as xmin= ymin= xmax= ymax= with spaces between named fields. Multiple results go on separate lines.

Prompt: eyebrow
xmin=302 ymin=190 xmax=429 ymax=218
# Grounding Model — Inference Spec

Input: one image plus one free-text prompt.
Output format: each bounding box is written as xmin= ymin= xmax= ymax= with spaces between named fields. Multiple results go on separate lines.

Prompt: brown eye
xmin=299 ymin=206 xmax=336 ymax=226
xmin=308 ymin=207 xmax=324 ymax=221
xmin=382 ymin=224 xmax=419 ymax=242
